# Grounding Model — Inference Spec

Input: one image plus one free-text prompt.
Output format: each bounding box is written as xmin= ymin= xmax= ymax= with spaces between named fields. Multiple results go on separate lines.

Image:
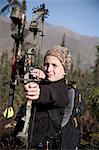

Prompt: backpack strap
xmin=61 ymin=87 xmax=75 ymax=128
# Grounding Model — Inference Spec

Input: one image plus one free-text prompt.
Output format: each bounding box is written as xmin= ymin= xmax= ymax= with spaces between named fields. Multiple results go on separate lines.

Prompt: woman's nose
xmin=47 ymin=64 xmax=53 ymax=72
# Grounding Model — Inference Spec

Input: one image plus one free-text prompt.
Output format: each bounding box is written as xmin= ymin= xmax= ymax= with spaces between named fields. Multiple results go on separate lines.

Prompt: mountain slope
xmin=0 ymin=16 xmax=99 ymax=69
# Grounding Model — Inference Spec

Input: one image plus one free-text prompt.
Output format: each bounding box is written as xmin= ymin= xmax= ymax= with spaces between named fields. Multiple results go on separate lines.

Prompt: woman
xmin=14 ymin=45 xmax=80 ymax=150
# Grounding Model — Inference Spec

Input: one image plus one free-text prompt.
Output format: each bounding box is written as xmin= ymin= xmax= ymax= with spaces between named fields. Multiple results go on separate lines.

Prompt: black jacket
xmin=28 ymin=78 xmax=69 ymax=144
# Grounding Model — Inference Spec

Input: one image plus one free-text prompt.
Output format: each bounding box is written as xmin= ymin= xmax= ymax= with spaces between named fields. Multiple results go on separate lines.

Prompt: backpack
xmin=48 ymin=81 xmax=84 ymax=150
xmin=65 ymin=81 xmax=84 ymax=128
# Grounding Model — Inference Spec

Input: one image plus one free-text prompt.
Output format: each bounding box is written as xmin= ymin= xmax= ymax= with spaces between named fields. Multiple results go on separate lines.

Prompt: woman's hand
xmin=30 ymin=68 xmax=45 ymax=80
xmin=25 ymin=82 xmax=40 ymax=100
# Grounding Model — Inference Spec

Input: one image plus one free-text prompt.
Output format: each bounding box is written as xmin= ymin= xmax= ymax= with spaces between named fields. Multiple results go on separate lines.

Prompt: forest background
xmin=0 ymin=0 xmax=99 ymax=149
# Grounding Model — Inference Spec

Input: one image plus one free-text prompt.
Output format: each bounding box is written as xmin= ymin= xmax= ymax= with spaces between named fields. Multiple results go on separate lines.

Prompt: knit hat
xmin=44 ymin=45 xmax=72 ymax=73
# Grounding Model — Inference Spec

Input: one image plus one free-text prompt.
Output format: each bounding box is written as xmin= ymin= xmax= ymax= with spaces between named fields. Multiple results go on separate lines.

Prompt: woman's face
xmin=44 ymin=55 xmax=65 ymax=82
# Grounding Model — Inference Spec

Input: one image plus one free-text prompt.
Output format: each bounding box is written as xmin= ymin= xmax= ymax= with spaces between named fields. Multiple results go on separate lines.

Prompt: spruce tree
xmin=93 ymin=46 xmax=99 ymax=87
xmin=61 ymin=33 xmax=66 ymax=47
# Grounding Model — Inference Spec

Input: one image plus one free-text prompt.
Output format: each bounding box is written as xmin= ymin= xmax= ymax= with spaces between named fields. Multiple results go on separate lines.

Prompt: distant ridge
xmin=0 ymin=16 xmax=99 ymax=69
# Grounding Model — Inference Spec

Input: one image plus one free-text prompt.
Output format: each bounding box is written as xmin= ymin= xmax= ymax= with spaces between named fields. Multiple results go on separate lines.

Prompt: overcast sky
xmin=0 ymin=0 xmax=99 ymax=37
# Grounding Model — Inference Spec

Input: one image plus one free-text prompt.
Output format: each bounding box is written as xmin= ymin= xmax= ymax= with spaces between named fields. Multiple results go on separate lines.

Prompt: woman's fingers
xmin=25 ymin=82 xmax=40 ymax=100
xmin=30 ymin=69 xmax=45 ymax=79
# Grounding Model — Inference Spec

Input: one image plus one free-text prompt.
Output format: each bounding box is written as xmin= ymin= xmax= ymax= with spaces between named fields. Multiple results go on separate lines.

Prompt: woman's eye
xmin=44 ymin=63 xmax=49 ymax=67
xmin=52 ymin=64 xmax=57 ymax=67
